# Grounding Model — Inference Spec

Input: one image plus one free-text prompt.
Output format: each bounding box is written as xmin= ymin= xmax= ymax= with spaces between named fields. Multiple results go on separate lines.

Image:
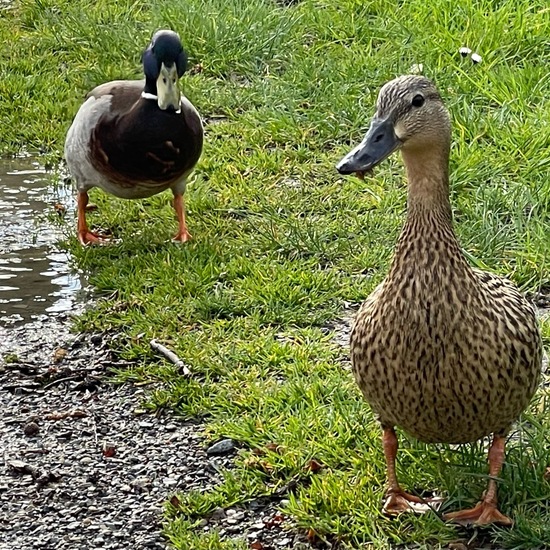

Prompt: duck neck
xmin=388 ymin=145 xmax=470 ymax=279
xmin=143 ymin=77 xmax=158 ymax=98
xmin=402 ymin=146 xmax=451 ymax=217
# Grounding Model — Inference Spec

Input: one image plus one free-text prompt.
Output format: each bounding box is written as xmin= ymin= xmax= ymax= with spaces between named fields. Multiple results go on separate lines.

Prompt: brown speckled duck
xmin=336 ymin=75 xmax=542 ymax=526
xmin=65 ymin=30 xmax=203 ymax=245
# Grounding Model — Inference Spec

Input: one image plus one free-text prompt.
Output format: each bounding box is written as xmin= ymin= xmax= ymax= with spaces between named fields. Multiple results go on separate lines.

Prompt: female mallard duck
xmin=65 ymin=30 xmax=203 ymax=245
xmin=336 ymin=75 xmax=542 ymax=525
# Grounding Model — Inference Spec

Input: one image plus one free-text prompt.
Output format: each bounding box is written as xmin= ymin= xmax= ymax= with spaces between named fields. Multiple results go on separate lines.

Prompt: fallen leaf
xmin=190 ymin=63 xmax=204 ymax=75
xmin=305 ymin=458 xmax=324 ymax=473
xmin=102 ymin=443 xmax=116 ymax=458
xmin=544 ymin=467 xmax=550 ymax=481
xmin=44 ymin=408 xmax=87 ymax=420
xmin=243 ymin=456 xmax=274 ymax=473
xmin=253 ymin=442 xmax=283 ymax=456
xmin=265 ymin=442 xmax=282 ymax=454
xmin=307 ymin=528 xmax=320 ymax=544
xmin=53 ymin=347 xmax=68 ymax=363
xmin=264 ymin=512 xmax=285 ymax=528
xmin=170 ymin=495 xmax=182 ymax=510
xmin=250 ymin=542 xmax=264 ymax=550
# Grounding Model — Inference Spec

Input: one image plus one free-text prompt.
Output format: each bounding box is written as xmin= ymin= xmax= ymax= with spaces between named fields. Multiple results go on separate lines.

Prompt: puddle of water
xmin=0 ymin=157 xmax=88 ymax=327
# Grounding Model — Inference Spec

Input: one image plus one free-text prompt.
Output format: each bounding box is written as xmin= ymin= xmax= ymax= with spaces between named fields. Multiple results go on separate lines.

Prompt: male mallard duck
xmin=65 ymin=30 xmax=203 ymax=245
xmin=336 ymin=75 xmax=542 ymax=525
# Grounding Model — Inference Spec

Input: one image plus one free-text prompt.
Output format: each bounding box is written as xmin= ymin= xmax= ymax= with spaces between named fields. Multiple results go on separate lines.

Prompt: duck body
xmin=65 ymin=30 xmax=203 ymax=244
xmin=351 ymin=204 xmax=541 ymax=445
xmin=66 ymin=80 xmax=203 ymax=200
xmin=337 ymin=75 xmax=542 ymax=525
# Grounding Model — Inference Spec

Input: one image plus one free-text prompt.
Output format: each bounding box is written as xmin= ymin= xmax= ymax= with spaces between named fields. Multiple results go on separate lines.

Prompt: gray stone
xmin=206 ymin=438 xmax=235 ymax=456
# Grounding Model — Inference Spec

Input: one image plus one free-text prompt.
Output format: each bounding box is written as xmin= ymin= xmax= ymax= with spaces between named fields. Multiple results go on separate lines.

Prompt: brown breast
xmin=89 ymin=85 xmax=203 ymax=190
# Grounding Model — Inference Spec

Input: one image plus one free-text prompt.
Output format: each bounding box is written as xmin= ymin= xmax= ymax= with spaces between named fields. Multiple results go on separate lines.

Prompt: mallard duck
xmin=65 ymin=30 xmax=203 ymax=245
xmin=336 ymin=75 xmax=542 ymax=526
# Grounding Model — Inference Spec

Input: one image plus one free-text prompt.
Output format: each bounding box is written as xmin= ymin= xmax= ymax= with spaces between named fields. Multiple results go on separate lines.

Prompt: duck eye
xmin=412 ymin=94 xmax=425 ymax=107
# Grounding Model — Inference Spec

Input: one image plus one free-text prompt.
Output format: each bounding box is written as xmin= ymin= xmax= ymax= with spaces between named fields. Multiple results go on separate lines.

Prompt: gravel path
xmin=0 ymin=317 xmax=314 ymax=550
xmin=0 ymin=318 xmax=222 ymax=550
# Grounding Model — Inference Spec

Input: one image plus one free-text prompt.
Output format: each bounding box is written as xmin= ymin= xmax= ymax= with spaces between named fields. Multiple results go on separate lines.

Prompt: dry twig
xmin=150 ymin=339 xmax=191 ymax=376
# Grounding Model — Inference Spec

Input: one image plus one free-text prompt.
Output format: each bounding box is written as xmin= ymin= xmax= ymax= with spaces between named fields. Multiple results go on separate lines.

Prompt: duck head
xmin=336 ymin=75 xmax=450 ymax=178
xmin=142 ymin=30 xmax=188 ymax=112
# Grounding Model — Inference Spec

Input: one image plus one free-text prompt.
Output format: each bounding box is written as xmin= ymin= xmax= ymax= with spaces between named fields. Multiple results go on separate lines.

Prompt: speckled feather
xmin=350 ymin=76 xmax=542 ymax=446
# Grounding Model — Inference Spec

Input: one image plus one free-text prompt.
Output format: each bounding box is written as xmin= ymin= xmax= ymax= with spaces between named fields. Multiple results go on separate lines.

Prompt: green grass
xmin=2 ymin=0 xmax=550 ymax=548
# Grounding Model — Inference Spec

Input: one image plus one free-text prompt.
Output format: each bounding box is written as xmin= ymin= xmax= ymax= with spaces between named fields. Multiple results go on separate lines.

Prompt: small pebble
xmin=23 ymin=421 xmax=39 ymax=436
xmin=206 ymin=438 xmax=235 ymax=456
xmin=209 ymin=507 xmax=226 ymax=520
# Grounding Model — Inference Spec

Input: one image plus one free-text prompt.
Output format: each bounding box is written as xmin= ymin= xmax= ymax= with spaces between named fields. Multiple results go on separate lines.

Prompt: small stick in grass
xmin=150 ymin=339 xmax=191 ymax=377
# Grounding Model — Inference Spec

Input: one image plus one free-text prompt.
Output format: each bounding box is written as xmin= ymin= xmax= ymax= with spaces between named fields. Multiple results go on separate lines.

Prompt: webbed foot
xmin=78 ymin=230 xmax=108 ymax=246
xmin=172 ymin=229 xmax=192 ymax=243
xmin=383 ymin=489 xmax=425 ymax=514
xmin=444 ymin=501 xmax=513 ymax=526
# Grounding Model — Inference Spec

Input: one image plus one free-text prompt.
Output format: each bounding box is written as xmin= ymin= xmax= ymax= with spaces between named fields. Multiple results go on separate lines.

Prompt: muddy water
xmin=0 ymin=157 xmax=88 ymax=327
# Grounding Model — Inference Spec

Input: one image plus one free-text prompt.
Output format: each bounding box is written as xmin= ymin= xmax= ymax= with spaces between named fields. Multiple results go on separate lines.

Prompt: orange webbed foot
xmin=78 ymin=230 xmax=109 ymax=246
xmin=172 ymin=230 xmax=192 ymax=243
xmin=444 ymin=501 xmax=513 ymax=526
xmin=383 ymin=489 xmax=425 ymax=515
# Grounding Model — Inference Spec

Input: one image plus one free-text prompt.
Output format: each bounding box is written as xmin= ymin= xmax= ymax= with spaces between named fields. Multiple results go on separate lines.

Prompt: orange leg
xmin=444 ymin=435 xmax=513 ymax=526
xmin=382 ymin=427 xmax=425 ymax=514
xmin=172 ymin=193 xmax=192 ymax=243
xmin=77 ymin=191 xmax=105 ymax=245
